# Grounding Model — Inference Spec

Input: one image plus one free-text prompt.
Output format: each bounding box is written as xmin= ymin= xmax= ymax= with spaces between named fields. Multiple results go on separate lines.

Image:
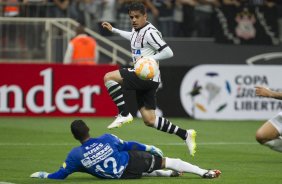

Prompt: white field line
xmin=0 ymin=142 xmax=258 ymax=146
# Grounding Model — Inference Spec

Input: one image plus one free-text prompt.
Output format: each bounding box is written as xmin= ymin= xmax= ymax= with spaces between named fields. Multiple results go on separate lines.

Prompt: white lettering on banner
xmin=56 ymin=86 xmax=80 ymax=113
xmin=0 ymin=85 xmax=25 ymax=113
xmin=80 ymin=86 xmax=100 ymax=113
xmin=180 ymin=65 xmax=282 ymax=120
xmin=26 ymin=68 xmax=55 ymax=113
xmin=0 ymin=68 xmax=101 ymax=114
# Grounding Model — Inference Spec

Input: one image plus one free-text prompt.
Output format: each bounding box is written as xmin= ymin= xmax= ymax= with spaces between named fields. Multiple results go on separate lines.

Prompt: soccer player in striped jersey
xmin=101 ymin=2 xmax=197 ymax=157
xmin=30 ymin=120 xmax=221 ymax=180
xmin=255 ymin=86 xmax=282 ymax=152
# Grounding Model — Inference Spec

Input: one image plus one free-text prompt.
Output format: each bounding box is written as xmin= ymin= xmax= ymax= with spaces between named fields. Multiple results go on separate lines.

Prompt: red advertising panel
xmin=0 ymin=63 xmax=119 ymax=116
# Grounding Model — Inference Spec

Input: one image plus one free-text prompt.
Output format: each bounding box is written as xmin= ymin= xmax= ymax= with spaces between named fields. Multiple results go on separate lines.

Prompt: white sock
xmin=153 ymin=116 xmax=159 ymax=128
xmin=142 ymin=170 xmax=174 ymax=177
xmin=264 ymin=138 xmax=282 ymax=152
xmin=165 ymin=157 xmax=207 ymax=176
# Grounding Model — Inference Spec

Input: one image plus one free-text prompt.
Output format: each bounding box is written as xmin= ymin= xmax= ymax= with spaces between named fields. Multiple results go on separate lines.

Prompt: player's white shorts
xmin=269 ymin=112 xmax=282 ymax=135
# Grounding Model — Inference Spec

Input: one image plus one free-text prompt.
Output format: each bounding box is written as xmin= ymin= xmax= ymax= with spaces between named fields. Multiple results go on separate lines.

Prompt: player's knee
xmin=104 ymin=72 xmax=113 ymax=83
xmin=144 ymin=120 xmax=154 ymax=127
xmin=143 ymin=117 xmax=155 ymax=127
xmin=141 ymin=110 xmax=156 ymax=127
xmin=255 ymin=130 xmax=265 ymax=144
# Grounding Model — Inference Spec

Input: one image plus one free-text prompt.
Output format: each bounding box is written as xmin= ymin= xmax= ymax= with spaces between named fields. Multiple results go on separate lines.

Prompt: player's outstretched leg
xmin=142 ymin=170 xmax=182 ymax=177
xmin=256 ymin=121 xmax=282 ymax=152
xmin=165 ymin=157 xmax=221 ymax=179
xmin=105 ymin=80 xmax=133 ymax=129
xmin=153 ymin=116 xmax=197 ymax=156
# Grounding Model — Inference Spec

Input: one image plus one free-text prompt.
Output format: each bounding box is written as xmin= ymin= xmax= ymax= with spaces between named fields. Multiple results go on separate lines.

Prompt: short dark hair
xmin=128 ymin=1 xmax=146 ymax=15
xmin=71 ymin=120 xmax=90 ymax=141
xmin=76 ymin=25 xmax=86 ymax=35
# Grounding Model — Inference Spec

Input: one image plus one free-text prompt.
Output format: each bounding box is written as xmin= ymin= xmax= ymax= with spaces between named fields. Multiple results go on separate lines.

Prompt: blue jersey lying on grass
xmin=48 ymin=134 xmax=146 ymax=179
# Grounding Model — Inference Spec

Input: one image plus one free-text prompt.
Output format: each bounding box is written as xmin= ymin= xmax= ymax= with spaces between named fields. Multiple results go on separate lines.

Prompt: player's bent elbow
xmin=166 ymin=47 xmax=174 ymax=58
xmin=169 ymin=51 xmax=174 ymax=58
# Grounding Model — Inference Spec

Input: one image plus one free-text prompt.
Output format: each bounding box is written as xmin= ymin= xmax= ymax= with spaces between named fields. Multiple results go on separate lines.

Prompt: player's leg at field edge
xmin=256 ymin=121 xmax=282 ymax=152
xmin=160 ymin=157 xmax=221 ymax=178
xmin=139 ymin=107 xmax=196 ymax=156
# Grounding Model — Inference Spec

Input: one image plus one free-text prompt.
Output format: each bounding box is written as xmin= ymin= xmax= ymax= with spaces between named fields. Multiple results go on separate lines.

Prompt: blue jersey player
xmin=30 ymin=120 xmax=221 ymax=180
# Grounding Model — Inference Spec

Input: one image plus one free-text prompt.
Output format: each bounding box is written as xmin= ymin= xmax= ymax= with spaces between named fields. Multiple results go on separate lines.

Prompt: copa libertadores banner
xmin=214 ymin=5 xmax=280 ymax=45
xmin=180 ymin=65 xmax=282 ymax=120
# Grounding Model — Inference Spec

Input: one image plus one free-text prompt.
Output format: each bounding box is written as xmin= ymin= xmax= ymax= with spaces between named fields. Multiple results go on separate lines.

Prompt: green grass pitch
xmin=0 ymin=117 xmax=281 ymax=184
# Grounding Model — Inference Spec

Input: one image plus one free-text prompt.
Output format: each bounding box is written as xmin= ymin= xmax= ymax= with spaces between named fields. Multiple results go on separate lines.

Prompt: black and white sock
xmin=153 ymin=116 xmax=187 ymax=140
xmin=105 ymin=80 xmax=129 ymax=116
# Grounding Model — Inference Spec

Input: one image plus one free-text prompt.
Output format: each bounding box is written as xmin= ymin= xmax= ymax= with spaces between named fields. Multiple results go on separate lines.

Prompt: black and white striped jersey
xmin=129 ymin=22 xmax=168 ymax=63
xmin=112 ymin=22 xmax=172 ymax=82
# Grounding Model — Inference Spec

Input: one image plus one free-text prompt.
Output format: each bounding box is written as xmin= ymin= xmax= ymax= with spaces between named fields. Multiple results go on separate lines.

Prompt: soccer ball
xmin=134 ymin=57 xmax=159 ymax=80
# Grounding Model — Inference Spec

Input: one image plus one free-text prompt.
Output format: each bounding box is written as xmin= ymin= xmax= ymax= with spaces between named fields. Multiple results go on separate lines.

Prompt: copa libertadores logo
xmin=180 ymin=66 xmax=231 ymax=119
xmin=180 ymin=65 xmax=282 ymax=120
